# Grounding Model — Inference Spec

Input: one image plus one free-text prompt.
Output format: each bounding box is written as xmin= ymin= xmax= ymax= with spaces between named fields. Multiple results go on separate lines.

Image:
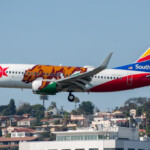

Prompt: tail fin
xmin=136 ymin=48 xmax=150 ymax=63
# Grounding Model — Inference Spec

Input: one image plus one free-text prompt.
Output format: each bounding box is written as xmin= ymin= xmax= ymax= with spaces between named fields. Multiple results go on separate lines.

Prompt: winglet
xmin=100 ymin=52 xmax=113 ymax=69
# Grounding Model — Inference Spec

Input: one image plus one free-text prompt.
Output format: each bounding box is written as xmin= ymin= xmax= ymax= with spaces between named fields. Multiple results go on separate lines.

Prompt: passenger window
xmin=34 ymin=73 xmax=36 ymax=75
xmin=19 ymin=72 xmax=20 ymax=74
xmin=107 ymin=77 xmax=109 ymax=79
xmin=110 ymin=77 xmax=112 ymax=79
xmin=104 ymin=76 xmax=106 ymax=79
xmin=9 ymin=71 xmax=11 ymax=74
xmin=44 ymin=73 xmax=45 ymax=75
xmin=12 ymin=71 xmax=14 ymax=74
xmin=47 ymin=73 xmax=49 ymax=75
xmin=101 ymin=76 xmax=103 ymax=79
xmin=16 ymin=72 xmax=17 ymax=74
xmin=28 ymin=72 xmax=30 ymax=75
xmin=95 ymin=76 xmax=97 ymax=78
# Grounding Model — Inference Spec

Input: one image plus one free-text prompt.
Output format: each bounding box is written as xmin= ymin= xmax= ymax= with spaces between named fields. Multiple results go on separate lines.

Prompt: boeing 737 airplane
xmin=0 ymin=48 xmax=150 ymax=102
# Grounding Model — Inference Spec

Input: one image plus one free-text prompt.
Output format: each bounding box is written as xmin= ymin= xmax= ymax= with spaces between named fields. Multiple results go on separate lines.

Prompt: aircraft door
xmin=127 ymin=75 xmax=133 ymax=85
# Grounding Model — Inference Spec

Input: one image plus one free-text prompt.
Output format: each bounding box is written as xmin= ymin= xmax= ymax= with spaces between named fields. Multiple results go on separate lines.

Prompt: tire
xmin=68 ymin=93 xmax=75 ymax=102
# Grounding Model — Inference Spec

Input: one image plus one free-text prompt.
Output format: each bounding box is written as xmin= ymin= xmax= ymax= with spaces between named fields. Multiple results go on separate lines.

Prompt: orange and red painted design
xmin=22 ymin=65 xmax=87 ymax=89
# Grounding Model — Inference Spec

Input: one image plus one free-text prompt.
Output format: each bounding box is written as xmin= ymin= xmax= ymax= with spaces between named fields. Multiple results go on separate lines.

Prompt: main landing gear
xmin=68 ymin=91 xmax=75 ymax=102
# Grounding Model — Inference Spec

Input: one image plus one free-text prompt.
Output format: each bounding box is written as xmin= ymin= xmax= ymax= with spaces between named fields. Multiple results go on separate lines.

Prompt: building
xmin=11 ymin=128 xmax=37 ymax=137
xmin=19 ymin=126 xmax=150 ymax=150
xmin=17 ymin=118 xmax=35 ymax=127
xmin=0 ymin=137 xmax=38 ymax=150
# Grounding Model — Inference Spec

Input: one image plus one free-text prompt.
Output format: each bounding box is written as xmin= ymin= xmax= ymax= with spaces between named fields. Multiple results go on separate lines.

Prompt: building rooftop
xmin=0 ymin=137 xmax=38 ymax=142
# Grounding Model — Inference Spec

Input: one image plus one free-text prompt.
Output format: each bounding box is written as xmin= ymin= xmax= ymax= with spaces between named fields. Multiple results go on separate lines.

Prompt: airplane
xmin=0 ymin=48 xmax=150 ymax=102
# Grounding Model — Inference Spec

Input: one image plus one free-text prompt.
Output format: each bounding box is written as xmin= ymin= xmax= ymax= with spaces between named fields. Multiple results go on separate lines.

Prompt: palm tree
xmin=40 ymin=95 xmax=48 ymax=108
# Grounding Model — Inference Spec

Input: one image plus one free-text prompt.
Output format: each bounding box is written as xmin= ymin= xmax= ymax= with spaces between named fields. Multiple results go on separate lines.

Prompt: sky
xmin=0 ymin=0 xmax=150 ymax=111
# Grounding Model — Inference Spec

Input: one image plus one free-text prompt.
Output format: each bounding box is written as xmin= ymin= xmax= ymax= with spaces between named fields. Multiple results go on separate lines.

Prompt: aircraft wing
xmin=54 ymin=53 xmax=113 ymax=91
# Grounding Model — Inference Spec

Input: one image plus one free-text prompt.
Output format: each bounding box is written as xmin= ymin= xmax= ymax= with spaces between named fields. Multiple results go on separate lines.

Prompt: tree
xmin=0 ymin=105 xmax=8 ymax=115
xmin=3 ymin=99 xmax=16 ymax=116
xmin=17 ymin=103 xmax=32 ymax=115
xmin=48 ymin=101 xmax=56 ymax=110
xmin=62 ymin=112 xmax=70 ymax=126
xmin=32 ymin=104 xmax=45 ymax=120
xmin=39 ymin=131 xmax=50 ymax=140
xmin=77 ymin=101 xmax=95 ymax=115
xmin=40 ymin=95 xmax=48 ymax=108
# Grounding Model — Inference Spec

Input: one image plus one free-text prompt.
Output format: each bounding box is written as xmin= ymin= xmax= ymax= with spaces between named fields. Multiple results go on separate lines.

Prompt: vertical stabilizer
xmin=136 ymin=48 xmax=150 ymax=63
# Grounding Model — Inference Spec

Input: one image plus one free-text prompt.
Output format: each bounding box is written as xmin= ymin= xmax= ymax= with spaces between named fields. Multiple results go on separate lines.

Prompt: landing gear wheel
xmin=68 ymin=93 xmax=75 ymax=102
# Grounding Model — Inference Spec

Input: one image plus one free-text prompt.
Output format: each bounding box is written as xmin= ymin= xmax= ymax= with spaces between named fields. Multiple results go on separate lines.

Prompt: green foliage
xmin=77 ymin=101 xmax=95 ymax=115
xmin=62 ymin=112 xmax=70 ymax=125
xmin=54 ymin=120 xmax=60 ymax=125
xmin=17 ymin=103 xmax=32 ymax=115
xmin=0 ymin=105 xmax=7 ymax=115
xmin=39 ymin=131 xmax=50 ymax=140
xmin=2 ymin=99 xmax=16 ymax=116
xmin=40 ymin=95 xmax=48 ymax=108
xmin=48 ymin=101 xmax=56 ymax=110
xmin=31 ymin=118 xmax=42 ymax=127
xmin=32 ymin=104 xmax=45 ymax=120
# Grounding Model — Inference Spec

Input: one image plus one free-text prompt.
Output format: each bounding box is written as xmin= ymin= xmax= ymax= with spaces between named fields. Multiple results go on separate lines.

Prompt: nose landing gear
xmin=68 ymin=92 xmax=75 ymax=102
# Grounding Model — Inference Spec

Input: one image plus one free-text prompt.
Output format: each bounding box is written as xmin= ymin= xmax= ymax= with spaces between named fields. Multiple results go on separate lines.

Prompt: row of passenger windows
xmin=94 ymin=76 xmax=122 ymax=80
xmin=6 ymin=71 xmax=64 ymax=76
xmin=6 ymin=71 xmax=122 ymax=79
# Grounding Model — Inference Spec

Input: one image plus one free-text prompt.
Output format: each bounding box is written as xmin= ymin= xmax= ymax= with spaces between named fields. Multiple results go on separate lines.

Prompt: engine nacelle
xmin=32 ymin=80 xmax=60 ymax=95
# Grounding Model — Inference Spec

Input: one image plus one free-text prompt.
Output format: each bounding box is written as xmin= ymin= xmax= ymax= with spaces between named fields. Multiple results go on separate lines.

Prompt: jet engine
xmin=32 ymin=80 xmax=61 ymax=95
